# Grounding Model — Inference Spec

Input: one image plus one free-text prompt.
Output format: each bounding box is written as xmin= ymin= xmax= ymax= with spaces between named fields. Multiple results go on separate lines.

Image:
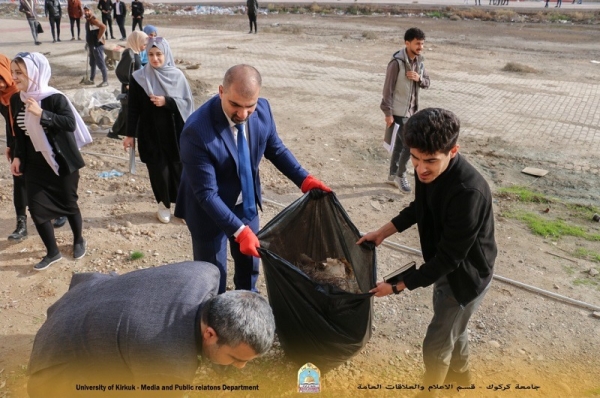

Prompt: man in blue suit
xmin=175 ymin=64 xmax=331 ymax=294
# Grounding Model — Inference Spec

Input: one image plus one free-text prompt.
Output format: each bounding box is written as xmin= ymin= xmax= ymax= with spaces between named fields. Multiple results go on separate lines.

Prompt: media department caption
xmin=357 ymin=383 xmax=541 ymax=392
xmin=75 ymin=384 xmax=259 ymax=392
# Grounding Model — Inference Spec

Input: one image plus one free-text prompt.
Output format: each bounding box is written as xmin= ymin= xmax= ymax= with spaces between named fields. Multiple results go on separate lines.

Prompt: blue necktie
xmin=236 ymin=123 xmax=257 ymax=220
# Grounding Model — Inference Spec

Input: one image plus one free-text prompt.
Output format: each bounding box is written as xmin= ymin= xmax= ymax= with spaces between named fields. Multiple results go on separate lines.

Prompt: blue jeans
xmin=422 ymin=276 xmax=491 ymax=387
xmin=88 ymin=45 xmax=107 ymax=83
xmin=27 ymin=18 xmax=39 ymax=43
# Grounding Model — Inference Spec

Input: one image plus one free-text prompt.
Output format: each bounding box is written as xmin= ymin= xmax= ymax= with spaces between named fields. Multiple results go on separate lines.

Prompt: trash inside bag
xmin=258 ymin=191 xmax=376 ymax=370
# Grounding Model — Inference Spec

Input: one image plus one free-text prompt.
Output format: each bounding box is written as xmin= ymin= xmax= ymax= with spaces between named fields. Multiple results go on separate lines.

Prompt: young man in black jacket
xmin=97 ymin=0 xmax=115 ymax=39
xmin=44 ymin=0 xmax=62 ymax=42
xmin=358 ymin=108 xmax=497 ymax=393
xmin=131 ymin=0 xmax=143 ymax=32
xmin=112 ymin=0 xmax=126 ymax=40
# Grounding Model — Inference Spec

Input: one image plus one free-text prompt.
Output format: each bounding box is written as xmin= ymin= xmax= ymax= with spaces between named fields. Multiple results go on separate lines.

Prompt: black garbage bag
xmin=257 ymin=191 xmax=376 ymax=370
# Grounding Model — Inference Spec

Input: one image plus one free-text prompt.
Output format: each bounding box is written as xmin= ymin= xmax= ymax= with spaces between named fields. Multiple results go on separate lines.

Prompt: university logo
xmin=297 ymin=362 xmax=321 ymax=393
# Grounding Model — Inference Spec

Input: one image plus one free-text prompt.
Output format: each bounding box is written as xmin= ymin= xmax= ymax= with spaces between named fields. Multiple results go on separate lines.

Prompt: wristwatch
xmin=391 ymin=283 xmax=401 ymax=295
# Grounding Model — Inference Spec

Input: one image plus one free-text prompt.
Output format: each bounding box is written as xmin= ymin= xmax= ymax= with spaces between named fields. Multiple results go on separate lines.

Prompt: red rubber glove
xmin=235 ymin=226 xmax=260 ymax=258
xmin=300 ymin=175 xmax=332 ymax=194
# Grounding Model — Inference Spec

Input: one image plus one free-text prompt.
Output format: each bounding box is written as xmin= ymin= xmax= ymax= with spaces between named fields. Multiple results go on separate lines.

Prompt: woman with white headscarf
xmin=9 ymin=52 xmax=92 ymax=271
xmin=123 ymin=37 xmax=194 ymax=224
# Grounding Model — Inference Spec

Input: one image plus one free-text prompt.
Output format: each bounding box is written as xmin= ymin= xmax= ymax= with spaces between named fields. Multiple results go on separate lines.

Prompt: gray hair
xmin=201 ymin=290 xmax=275 ymax=355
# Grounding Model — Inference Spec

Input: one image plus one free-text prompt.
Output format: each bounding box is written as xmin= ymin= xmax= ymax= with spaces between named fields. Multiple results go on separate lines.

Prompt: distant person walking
xmin=44 ymin=0 xmax=62 ymax=43
xmin=112 ymin=0 xmax=127 ymax=40
xmin=131 ymin=0 xmax=144 ymax=32
xmin=83 ymin=6 xmax=108 ymax=87
xmin=98 ymin=0 xmax=115 ymax=39
xmin=556 ymin=0 xmax=562 ymax=6
xmin=67 ymin=0 xmax=83 ymax=41
xmin=246 ymin=0 xmax=258 ymax=34
xmin=19 ymin=0 xmax=41 ymax=45
xmin=381 ymin=27 xmax=430 ymax=194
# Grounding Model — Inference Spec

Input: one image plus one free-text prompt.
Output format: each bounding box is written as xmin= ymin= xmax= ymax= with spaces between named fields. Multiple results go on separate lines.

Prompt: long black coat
xmin=126 ymin=78 xmax=184 ymax=165
xmin=11 ymin=93 xmax=84 ymax=175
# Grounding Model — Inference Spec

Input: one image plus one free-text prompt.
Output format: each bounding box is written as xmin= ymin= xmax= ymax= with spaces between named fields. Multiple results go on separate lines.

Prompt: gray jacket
xmin=28 ymin=261 xmax=220 ymax=398
xmin=380 ymin=48 xmax=430 ymax=118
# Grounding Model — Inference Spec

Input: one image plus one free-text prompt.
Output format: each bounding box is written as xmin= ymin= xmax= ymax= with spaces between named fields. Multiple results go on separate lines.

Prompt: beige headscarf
xmin=126 ymin=31 xmax=148 ymax=54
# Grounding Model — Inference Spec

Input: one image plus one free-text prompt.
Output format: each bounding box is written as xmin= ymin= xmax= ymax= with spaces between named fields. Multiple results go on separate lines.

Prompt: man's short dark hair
xmin=201 ymin=290 xmax=275 ymax=355
xmin=404 ymin=27 xmax=426 ymax=42
xmin=403 ymin=108 xmax=460 ymax=154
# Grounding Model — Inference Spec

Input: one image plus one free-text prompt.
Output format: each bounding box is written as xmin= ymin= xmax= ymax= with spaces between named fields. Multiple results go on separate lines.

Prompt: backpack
xmin=115 ymin=49 xmax=134 ymax=84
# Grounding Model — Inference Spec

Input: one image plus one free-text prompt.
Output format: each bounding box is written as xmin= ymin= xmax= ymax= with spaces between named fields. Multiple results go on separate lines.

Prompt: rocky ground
xmin=0 ymin=4 xmax=599 ymax=398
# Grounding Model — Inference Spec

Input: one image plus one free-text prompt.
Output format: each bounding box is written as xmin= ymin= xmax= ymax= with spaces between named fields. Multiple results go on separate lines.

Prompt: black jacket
xmin=97 ymin=0 xmax=112 ymax=15
xmin=44 ymin=0 xmax=62 ymax=18
xmin=112 ymin=0 xmax=125 ymax=18
xmin=391 ymin=154 xmax=496 ymax=306
xmin=10 ymin=93 xmax=85 ymax=175
xmin=127 ymin=78 xmax=184 ymax=164
xmin=131 ymin=0 xmax=143 ymax=18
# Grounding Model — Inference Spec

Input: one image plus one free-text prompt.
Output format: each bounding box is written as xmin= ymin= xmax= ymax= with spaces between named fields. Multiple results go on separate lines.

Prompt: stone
xmin=488 ymin=340 xmax=500 ymax=348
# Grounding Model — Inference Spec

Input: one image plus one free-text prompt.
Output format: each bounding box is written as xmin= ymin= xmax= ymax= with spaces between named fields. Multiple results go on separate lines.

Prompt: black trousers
xmin=101 ymin=13 xmax=114 ymax=38
xmin=48 ymin=16 xmax=61 ymax=40
xmin=132 ymin=17 xmax=143 ymax=32
xmin=69 ymin=16 xmax=80 ymax=38
xmin=248 ymin=13 xmax=257 ymax=32
xmin=13 ymin=174 xmax=28 ymax=217
xmin=115 ymin=14 xmax=126 ymax=38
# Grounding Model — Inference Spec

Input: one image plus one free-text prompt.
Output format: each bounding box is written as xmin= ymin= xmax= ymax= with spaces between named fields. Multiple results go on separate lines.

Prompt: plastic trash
xmin=98 ymin=169 xmax=124 ymax=178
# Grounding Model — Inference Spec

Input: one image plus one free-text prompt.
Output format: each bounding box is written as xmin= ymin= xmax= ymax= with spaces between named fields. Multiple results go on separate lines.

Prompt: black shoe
xmin=53 ymin=216 xmax=67 ymax=228
xmin=35 ymin=41 xmax=41 ymax=45
xmin=52 ymin=39 xmax=56 ymax=43
xmin=73 ymin=239 xmax=87 ymax=259
xmin=111 ymin=36 xmax=116 ymax=39
xmin=34 ymin=253 xmax=62 ymax=271
xmin=8 ymin=215 xmax=28 ymax=241
xmin=57 ymin=38 xmax=61 ymax=42
xmin=106 ymin=130 xmax=121 ymax=140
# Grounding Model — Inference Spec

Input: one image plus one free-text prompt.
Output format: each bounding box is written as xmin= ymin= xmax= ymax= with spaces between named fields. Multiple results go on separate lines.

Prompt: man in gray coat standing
xmin=381 ymin=27 xmax=430 ymax=194
xmin=27 ymin=261 xmax=276 ymax=398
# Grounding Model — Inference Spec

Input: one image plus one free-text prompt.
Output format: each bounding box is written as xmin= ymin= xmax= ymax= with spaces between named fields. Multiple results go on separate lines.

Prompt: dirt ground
xmin=1 ymin=6 xmax=599 ymax=398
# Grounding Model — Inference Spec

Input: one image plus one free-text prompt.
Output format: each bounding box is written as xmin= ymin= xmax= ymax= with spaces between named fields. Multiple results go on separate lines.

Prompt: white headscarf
xmin=132 ymin=37 xmax=194 ymax=122
xmin=18 ymin=52 xmax=92 ymax=175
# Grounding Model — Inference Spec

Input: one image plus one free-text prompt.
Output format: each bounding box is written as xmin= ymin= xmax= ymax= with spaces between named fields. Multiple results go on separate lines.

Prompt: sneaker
xmin=53 ymin=216 xmax=67 ymax=228
xmin=34 ymin=253 xmax=62 ymax=271
xmin=82 ymin=80 xmax=95 ymax=86
xmin=395 ymin=173 xmax=411 ymax=194
xmin=157 ymin=203 xmax=171 ymax=224
xmin=386 ymin=174 xmax=399 ymax=188
xmin=77 ymin=37 xmax=82 ymax=40
xmin=73 ymin=239 xmax=87 ymax=259
xmin=97 ymin=81 xmax=109 ymax=88
xmin=70 ymin=37 xmax=75 ymax=41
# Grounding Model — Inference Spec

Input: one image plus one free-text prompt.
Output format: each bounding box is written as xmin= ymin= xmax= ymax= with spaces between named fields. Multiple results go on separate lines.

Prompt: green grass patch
xmin=497 ymin=186 xmax=552 ymax=203
xmin=427 ymin=11 xmax=445 ymax=18
xmin=563 ymin=265 xmax=576 ymax=276
xmin=573 ymin=248 xmax=600 ymax=263
xmin=566 ymin=203 xmax=600 ymax=220
xmin=129 ymin=251 xmax=144 ymax=261
xmin=506 ymin=211 xmax=600 ymax=241
xmin=573 ymin=278 xmax=599 ymax=289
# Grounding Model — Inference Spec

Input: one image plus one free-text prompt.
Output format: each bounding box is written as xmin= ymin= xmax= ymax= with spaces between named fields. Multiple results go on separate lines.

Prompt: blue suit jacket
xmin=175 ymin=95 xmax=308 ymax=238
